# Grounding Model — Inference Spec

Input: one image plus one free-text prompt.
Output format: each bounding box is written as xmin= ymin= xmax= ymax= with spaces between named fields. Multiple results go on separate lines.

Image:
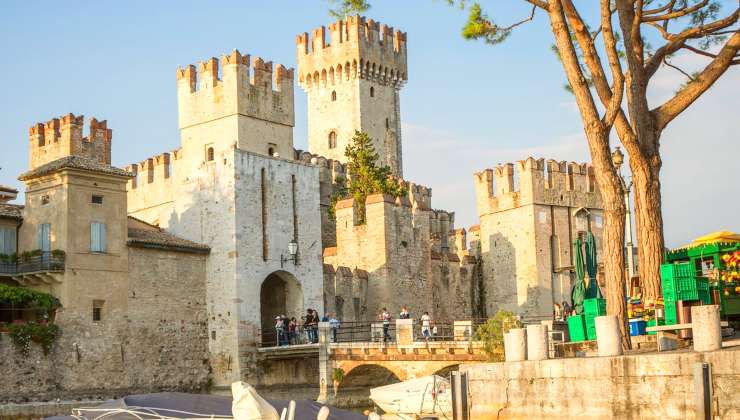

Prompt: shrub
xmin=8 ymin=322 xmax=59 ymax=355
xmin=474 ymin=310 xmax=522 ymax=361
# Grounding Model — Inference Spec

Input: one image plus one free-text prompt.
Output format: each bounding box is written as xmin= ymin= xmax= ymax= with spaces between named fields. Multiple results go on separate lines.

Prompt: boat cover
xmin=44 ymin=390 xmax=365 ymax=420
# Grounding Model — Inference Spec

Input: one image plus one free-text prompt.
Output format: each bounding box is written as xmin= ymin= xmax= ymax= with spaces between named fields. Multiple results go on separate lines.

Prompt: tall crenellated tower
xmin=296 ymin=16 xmax=407 ymax=177
xmin=176 ymin=50 xmax=295 ymax=165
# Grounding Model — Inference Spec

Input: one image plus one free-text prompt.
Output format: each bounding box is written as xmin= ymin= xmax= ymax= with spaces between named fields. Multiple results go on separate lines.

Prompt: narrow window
xmin=385 ymin=118 xmax=390 ymax=129
xmin=291 ymin=174 xmax=298 ymax=242
xmin=328 ymin=131 xmax=337 ymax=149
xmin=92 ymin=300 xmax=104 ymax=322
xmin=370 ymin=86 xmax=375 ymax=97
xmin=331 ymin=91 xmax=337 ymax=101
xmin=268 ymin=147 xmax=275 ymax=157
xmin=41 ymin=195 xmax=50 ymax=205
xmin=37 ymin=223 xmax=51 ymax=252
xmin=261 ymin=168 xmax=268 ymax=261
xmin=91 ymin=195 xmax=103 ymax=205
xmin=0 ymin=227 xmax=17 ymax=255
xmin=206 ymin=147 xmax=215 ymax=162
xmin=90 ymin=222 xmax=107 ymax=253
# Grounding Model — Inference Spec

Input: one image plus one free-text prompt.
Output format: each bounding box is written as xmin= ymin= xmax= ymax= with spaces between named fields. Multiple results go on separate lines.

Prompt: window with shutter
xmin=37 ymin=223 xmax=51 ymax=252
xmin=90 ymin=222 xmax=107 ymax=253
xmin=0 ymin=228 xmax=16 ymax=255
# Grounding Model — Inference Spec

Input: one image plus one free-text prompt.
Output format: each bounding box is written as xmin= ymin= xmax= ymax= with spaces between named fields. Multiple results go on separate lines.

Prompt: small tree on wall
xmin=329 ymin=131 xmax=406 ymax=224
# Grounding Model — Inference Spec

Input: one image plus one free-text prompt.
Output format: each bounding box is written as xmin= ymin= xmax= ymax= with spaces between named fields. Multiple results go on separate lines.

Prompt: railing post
xmin=317 ymin=321 xmax=331 ymax=403
xmin=396 ymin=318 xmax=414 ymax=345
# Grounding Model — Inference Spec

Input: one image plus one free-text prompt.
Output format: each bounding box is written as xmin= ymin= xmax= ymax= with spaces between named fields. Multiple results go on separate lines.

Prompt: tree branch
xmin=642 ymin=0 xmax=709 ymax=22
xmin=663 ymin=58 xmax=695 ymax=80
xmin=643 ymin=0 xmax=677 ymax=16
xmin=653 ymin=31 xmax=740 ymax=130
xmin=683 ymin=44 xmax=719 ymax=58
xmin=524 ymin=0 xmax=550 ymax=10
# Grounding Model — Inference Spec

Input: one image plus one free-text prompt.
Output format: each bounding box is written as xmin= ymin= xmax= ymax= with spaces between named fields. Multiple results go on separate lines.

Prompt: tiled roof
xmin=127 ymin=217 xmax=210 ymax=254
xmin=0 ymin=203 xmax=23 ymax=220
xmin=18 ymin=156 xmax=133 ymax=181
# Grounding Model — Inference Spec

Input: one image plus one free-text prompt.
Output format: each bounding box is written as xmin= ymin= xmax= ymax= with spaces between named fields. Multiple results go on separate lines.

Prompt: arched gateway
xmin=260 ymin=271 xmax=304 ymax=345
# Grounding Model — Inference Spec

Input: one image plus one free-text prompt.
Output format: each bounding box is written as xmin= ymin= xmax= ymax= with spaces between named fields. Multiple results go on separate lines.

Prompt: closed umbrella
xmin=584 ymin=231 xmax=603 ymax=299
xmin=571 ymin=237 xmax=586 ymax=315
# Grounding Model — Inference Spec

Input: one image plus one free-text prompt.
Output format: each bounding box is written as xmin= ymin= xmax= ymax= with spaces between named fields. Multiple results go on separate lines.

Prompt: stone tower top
xmin=28 ymin=113 xmax=112 ymax=169
xmin=176 ymin=49 xmax=295 ymax=130
xmin=474 ymin=157 xmax=602 ymax=216
xmin=296 ymin=16 xmax=407 ymax=90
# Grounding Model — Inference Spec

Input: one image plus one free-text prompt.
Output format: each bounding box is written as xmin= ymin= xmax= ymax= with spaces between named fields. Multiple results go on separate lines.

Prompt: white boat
xmin=369 ymin=375 xmax=452 ymax=420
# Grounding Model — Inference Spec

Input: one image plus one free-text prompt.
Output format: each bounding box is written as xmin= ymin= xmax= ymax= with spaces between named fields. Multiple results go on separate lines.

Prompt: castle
xmin=0 ymin=15 xmax=604 ymax=401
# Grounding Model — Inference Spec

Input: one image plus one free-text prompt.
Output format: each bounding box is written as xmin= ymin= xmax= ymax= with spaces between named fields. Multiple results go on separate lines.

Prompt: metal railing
xmin=258 ymin=318 xmax=489 ymax=348
xmin=0 ymin=252 xmax=65 ymax=275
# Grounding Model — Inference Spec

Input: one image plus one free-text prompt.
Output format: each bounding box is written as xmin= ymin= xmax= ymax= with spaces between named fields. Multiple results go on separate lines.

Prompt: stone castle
xmin=0 ymin=15 xmax=604 ymax=401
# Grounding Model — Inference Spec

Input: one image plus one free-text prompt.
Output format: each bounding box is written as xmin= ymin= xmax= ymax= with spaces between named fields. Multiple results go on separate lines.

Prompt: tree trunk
xmin=590 ymin=149 xmax=631 ymax=350
xmin=630 ymin=150 xmax=665 ymax=300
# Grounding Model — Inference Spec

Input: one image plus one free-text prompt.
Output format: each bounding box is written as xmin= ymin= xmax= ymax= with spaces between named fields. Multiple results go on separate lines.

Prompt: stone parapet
xmin=28 ymin=113 xmax=112 ymax=169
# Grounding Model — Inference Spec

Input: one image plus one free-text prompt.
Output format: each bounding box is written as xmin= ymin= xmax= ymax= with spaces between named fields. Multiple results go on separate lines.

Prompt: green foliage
xmin=0 ymin=283 xmax=60 ymax=312
xmin=0 ymin=253 xmax=17 ymax=264
xmin=8 ymin=322 xmax=59 ymax=355
xmin=473 ymin=310 xmax=522 ymax=361
xmin=327 ymin=0 xmax=370 ymax=19
xmin=329 ymin=131 xmax=406 ymax=224
xmin=332 ymin=367 xmax=345 ymax=382
xmin=461 ymin=3 xmax=512 ymax=45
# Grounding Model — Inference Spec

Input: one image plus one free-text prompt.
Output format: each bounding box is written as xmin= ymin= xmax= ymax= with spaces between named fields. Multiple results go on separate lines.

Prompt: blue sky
xmin=1 ymin=1 xmax=737 ymax=247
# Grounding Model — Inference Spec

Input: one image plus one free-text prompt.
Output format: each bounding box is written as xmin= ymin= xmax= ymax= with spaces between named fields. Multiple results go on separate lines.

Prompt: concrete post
xmin=454 ymin=320 xmax=473 ymax=341
xmin=526 ymin=324 xmax=549 ymax=361
xmin=595 ymin=315 xmax=622 ymax=357
xmin=317 ymin=322 xmax=331 ymax=403
xmin=396 ymin=318 xmax=414 ymax=345
xmin=691 ymin=305 xmax=721 ymax=352
xmin=504 ymin=328 xmax=526 ymax=362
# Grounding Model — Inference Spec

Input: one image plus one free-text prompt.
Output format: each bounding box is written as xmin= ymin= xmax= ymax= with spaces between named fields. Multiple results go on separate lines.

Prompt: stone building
xmin=0 ymin=115 xmax=211 ymax=402
xmin=125 ymin=50 xmax=325 ymax=388
xmin=474 ymin=157 xmax=604 ymax=320
xmin=295 ymin=16 xmax=480 ymax=323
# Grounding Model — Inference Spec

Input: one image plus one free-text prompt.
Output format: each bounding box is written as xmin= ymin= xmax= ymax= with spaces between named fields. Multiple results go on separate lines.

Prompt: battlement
xmin=28 ymin=113 xmax=112 ymax=169
xmin=176 ymin=50 xmax=294 ymax=129
xmin=295 ymin=149 xmax=347 ymax=185
xmin=474 ymin=157 xmax=602 ymax=215
xmin=296 ymin=16 xmax=407 ymax=91
xmin=126 ymin=149 xmax=182 ymax=190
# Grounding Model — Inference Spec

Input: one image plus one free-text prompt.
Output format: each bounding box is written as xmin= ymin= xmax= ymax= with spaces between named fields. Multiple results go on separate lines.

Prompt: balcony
xmin=0 ymin=252 xmax=65 ymax=286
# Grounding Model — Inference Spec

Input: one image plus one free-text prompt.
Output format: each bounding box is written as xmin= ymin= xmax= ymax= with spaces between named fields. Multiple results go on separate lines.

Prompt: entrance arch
xmin=260 ymin=271 xmax=304 ymax=344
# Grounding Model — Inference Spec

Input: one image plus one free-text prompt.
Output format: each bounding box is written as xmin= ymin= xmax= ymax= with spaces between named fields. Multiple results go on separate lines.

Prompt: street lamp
xmin=281 ymin=240 xmax=299 ymax=268
xmin=611 ymin=147 xmax=635 ymax=280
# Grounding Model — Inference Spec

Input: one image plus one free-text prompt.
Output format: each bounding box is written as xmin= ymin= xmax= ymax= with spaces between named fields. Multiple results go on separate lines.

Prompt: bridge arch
xmin=259 ymin=270 xmax=304 ymax=344
xmin=335 ymin=363 xmax=401 ymax=408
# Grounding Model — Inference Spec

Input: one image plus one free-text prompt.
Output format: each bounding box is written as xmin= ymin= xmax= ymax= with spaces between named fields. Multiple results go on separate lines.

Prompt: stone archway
xmin=432 ymin=363 xmax=460 ymax=379
xmin=260 ymin=271 xmax=304 ymax=345
xmin=336 ymin=364 xmax=401 ymax=409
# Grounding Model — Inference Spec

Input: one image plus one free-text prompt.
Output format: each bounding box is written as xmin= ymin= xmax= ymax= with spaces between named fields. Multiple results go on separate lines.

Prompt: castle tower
xmin=28 ymin=113 xmax=112 ymax=169
xmin=176 ymin=50 xmax=295 ymax=164
xmin=474 ymin=157 xmax=605 ymax=321
xmin=297 ymin=16 xmax=407 ymax=177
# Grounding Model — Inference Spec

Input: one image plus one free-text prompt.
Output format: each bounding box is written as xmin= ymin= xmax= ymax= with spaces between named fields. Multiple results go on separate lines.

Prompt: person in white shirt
xmin=380 ymin=308 xmax=392 ymax=341
xmin=421 ymin=311 xmax=432 ymax=340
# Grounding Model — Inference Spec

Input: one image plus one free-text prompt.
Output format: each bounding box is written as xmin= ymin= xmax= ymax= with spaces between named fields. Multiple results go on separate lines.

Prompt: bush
xmin=332 ymin=367 xmax=345 ymax=382
xmin=474 ymin=310 xmax=522 ymax=361
xmin=8 ymin=322 xmax=59 ymax=355
xmin=0 ymin=283 xmax=60 ymax=312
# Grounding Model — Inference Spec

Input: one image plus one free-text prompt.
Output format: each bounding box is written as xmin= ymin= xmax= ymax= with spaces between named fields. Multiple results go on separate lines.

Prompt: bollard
xmin=691 ymin=305 xmax=721 ymax=352
xmin=526 ymin=324 xmax=548 ymax=361
xmin=595 ymin=315 xmax=622 ymax=357
xmin=504 ymin=328 xmax=526 ymax=362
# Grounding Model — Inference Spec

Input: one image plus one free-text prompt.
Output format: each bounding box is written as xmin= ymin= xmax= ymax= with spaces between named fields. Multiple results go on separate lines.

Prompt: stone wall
xmin=461 ymin=348 xmax=740 ymax=419
xmin=0 ymin=246 xmax=210 ymax=404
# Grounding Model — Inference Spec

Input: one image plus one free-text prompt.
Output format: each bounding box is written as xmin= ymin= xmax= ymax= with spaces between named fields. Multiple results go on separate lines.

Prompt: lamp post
xmin=281 ymin=240 xmax=299 ymax=268
xmin=611 ymin=147 xmax=635 ymax=280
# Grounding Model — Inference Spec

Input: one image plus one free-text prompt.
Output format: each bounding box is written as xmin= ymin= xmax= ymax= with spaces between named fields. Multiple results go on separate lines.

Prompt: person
xmin=288 ymin=317 xmax=297 ymax=345
xmin=303 ymin=309 xmax=315 ymax=343
xmin=310 ymin=309 xmax=319 ymax=343
xmin=329 ymin=313 xmax=340 ymax=343
xmin=553 ymin=303 xmax=562 ymax=321
xmin=399 ymin=306 xmax=410 ymax=319
xmin=420 ymin=311 xmax=432 ymax=340
xmin=380 ymin=308 xmax=392 ymax=342
xmin=274 ymin=316 xmax=284 ymax=346
xmin=321 ymin=312 xmax=329 ymax=323
xmin=281 ymin=315 xmax=290 ymax=345
xmin=562 ymin=301 xmax=572 ymax=317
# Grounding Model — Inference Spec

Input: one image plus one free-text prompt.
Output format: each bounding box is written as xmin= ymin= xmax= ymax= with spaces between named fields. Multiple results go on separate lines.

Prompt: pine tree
xmin=329 ymin=131 xmax=406 ymax=224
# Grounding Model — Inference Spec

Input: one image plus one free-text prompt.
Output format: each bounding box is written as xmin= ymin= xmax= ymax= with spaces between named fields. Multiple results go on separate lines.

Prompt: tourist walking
xmin=329 ymin=313 xmax=340 ymax=343
xmin=420 ymin=311 xmax=432 ymax=340
xmin=275 ymin=315 xmax=284 ymax=346
xmin=380 ymin=308 xmax=392 ymax=342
